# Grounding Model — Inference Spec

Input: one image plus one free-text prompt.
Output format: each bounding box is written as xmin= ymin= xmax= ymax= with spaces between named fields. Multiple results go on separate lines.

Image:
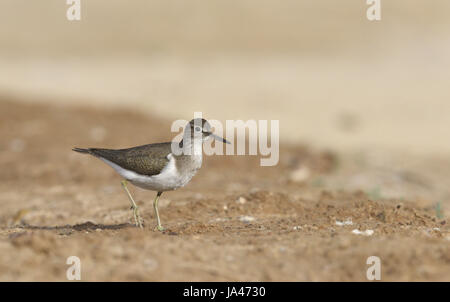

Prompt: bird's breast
xmin=130 ymin=153 xmax=202 ymax=191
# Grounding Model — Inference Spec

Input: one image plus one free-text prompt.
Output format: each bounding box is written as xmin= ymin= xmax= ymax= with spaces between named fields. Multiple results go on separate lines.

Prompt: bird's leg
xmin=121 ymin=180 xmax=143 ymax=228
xmin=153 ymin=191 xmax=164 ymax=231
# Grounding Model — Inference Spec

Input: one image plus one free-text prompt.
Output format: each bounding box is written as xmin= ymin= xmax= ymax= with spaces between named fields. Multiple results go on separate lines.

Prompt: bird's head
xmin=184 ymin=118 xmax=230 ymax=144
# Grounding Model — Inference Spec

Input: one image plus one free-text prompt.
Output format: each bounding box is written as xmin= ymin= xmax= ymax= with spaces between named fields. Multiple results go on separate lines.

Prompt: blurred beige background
xmin=1 ymin=0 xmax=450 ymax=155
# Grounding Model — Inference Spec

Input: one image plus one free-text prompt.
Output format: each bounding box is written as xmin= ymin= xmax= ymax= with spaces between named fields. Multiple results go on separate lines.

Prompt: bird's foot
xmin=131 ymin=205 xmax=144 ymax=229
xmin=154 ymin=225 xmax=165 ymax=232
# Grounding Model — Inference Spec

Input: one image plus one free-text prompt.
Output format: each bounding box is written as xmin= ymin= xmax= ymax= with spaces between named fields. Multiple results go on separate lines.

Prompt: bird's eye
xmin=195 ymin=127 xmax=201 ymax=132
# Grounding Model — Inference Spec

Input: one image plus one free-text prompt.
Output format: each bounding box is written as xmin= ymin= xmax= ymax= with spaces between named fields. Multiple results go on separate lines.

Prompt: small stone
xmin=351 ymin=229 xmax=374 ymax=236
xmin=239 ymin=216 xmax=255 ymax=223
xmin=289 ymin=165 xmax=311 ymax=183
xmin=236 ymin=197 xmax=247 ymax=204
xmin=335 ymin=218 xmax=353 ymax=226
xmin=210 ymin=217 xmax=227 ymax=223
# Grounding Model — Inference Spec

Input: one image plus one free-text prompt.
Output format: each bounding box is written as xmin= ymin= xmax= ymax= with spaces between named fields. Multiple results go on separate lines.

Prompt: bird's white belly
xmin=99 ymin=154 xmax=201 ymax=192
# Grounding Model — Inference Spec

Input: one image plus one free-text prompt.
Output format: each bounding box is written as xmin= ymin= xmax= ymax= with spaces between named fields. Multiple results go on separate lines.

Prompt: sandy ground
xmin=0 ymin=98 xmax=449 ymax=281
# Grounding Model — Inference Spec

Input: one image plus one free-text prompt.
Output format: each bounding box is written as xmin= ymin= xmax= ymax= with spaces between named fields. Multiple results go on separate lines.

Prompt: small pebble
xmin=335 ymin=218 xmax=353 ymax=226
xmin=236 ymin=197 xmax=247 ymax=204
xmin=239 ymin=216 xmax=255 ymax=223
xmin=289 ymin=165 xmax=311 ymax=183
xmin=351 ymin=229 xmax=374 ymax=236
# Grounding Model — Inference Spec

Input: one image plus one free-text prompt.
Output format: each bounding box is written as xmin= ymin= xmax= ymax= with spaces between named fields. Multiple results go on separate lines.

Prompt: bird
xmin=73 ymin=118 xmax=230 ymax=231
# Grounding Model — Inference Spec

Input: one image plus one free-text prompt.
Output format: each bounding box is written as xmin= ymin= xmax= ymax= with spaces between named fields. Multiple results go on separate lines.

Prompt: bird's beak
xmin=209 ymin=133 xmax=231 ymax=144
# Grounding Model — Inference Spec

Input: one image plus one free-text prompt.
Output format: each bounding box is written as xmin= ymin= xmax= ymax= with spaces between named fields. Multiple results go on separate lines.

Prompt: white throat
xmin=180 ymin=136 xmax=204 ymax=156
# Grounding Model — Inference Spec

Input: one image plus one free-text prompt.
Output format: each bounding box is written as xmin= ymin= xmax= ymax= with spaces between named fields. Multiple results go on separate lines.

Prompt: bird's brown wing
xmin=84 ymin=142 xmax=172 ymax=176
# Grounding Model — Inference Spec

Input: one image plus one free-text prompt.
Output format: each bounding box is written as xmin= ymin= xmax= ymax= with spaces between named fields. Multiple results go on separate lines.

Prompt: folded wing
xmin=74 ymin=142 xmax=172 ymax=176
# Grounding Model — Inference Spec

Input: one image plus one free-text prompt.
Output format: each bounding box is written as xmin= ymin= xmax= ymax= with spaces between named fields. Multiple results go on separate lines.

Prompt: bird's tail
xmin=72 ymin=147 xmax=91 ymax=154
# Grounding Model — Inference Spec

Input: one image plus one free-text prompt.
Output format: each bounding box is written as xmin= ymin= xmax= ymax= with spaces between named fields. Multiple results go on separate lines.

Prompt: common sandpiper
xmin=73 ymin=118 xmax=230 ymax=231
